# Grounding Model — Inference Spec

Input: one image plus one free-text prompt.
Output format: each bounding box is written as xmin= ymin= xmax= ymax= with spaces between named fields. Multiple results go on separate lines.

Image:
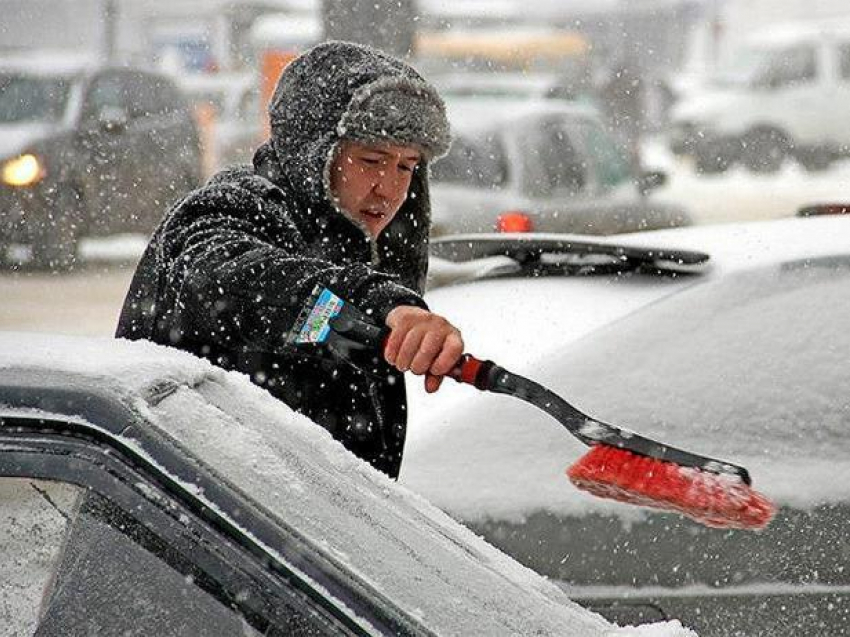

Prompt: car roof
xmin=435 ymin=71 xmax=573 ymax=96
xmin=0 ymin=333 xmax=623 ymax=636
xmin=173 ymin=71 xmax=255 ymax=97
xmin=445 ymin=96 xmax=600 ymax=134
xmin=746 ymin=20 xmax=850 ymax=47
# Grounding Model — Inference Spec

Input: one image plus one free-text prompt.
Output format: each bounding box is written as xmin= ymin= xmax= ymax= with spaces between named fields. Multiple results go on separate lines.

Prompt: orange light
xmin=496 ymin=211 xmax=533 ymax=233
xmin=2 ymin=154 xmax=44 ymax=187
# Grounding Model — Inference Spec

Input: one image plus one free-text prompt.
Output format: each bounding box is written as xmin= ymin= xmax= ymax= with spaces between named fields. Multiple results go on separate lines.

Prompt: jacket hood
xmin=254 ymin=41 xmax=450 ymax=293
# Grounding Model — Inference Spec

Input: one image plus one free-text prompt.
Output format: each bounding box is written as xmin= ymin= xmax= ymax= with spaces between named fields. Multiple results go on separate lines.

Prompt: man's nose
xmin=373 ymin=169 xmax=404 ymax=200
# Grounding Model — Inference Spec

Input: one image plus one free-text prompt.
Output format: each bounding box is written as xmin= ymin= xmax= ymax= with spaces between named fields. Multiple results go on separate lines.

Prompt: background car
xmin=0 ymin=54 xmax=201 ymax=269
xmin=175 ymin=71 xmax=263 ymax=171
xmin=433 ymin=70 xmax=599 ymax=106
xmin=0 ymin=332 xmax=698 ymax=636
xmin=429 ymin=98 xmax=689 ymax=237
xmin=670 ymin=22 xmax=850 ymax=174
xmin=402 ymin=215 xmax=850 ymax=636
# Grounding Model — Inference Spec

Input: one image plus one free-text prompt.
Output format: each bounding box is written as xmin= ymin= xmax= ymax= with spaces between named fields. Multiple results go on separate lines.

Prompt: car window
xmin=33 ymin=490 xmax=264 ymax=637
xmin=573 ymin=118 xmax=632 ymax=188
xmin=235 ymin=86 xmax=260 ymax=121
xmin=0 ymin=478 xmax=83 ymax=636
xmin=83 ymin=72 xmax=127 ymax=118
xmin=754 ymin=44 xmax=818 ymax=88
xmin=123 ymin=72 xmax=182 ymax=118
xmin=837 ymin=43 xmax=850 ymax=81
xmin=525 ymin=118 xmax=586 ymax=196
xmin=0 ymin=74 xmax=72 ymax=123
xmin=431 ymin=132 xmax=508 ymax=188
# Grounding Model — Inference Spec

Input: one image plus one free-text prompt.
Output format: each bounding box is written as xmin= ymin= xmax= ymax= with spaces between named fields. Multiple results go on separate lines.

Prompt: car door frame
xmin=0 ymin=377 xmax=427 ymax=636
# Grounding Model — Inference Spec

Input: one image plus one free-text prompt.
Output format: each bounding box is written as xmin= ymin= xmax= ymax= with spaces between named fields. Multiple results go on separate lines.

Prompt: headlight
xmin=2 ymin=154 xmax=45 ymax=187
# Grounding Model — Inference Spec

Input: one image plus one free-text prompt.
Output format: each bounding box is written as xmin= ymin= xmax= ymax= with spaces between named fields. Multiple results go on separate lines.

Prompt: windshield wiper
xmin=428 ymin=235 xmax=710 ymax=286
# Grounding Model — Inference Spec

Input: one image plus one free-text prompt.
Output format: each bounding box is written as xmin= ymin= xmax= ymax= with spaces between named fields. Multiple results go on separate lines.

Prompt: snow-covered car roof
xmin=0 ymin=333 xmax=692 ymax=636
xmin=745 ymin=20 xmax=850 ymax=48
xmin=444 ymin=96 xmax=600 ymax=134
xmin=435 ymin=71 xmax=583 ymax=99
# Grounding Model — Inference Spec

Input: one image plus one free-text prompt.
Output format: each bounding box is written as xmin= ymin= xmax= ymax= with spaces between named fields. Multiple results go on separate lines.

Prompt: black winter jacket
xmin=116 ymin=42 xmax=447 ymax=478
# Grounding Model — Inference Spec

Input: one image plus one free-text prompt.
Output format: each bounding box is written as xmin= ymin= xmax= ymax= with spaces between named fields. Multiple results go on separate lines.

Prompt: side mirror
xmin=96 ymin=105 xmax=129 ymax=133
xmin=637 ymin=170 xmax=666 ymax=195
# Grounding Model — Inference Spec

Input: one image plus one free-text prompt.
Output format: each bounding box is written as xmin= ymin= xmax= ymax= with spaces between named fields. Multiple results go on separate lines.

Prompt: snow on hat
xmin=336 ymin=75 xmax=451 ymax=161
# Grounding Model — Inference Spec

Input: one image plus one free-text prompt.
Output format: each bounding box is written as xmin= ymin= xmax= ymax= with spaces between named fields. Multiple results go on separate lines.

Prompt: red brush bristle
xmin=566 ymin=445 xmax=776 ymax=530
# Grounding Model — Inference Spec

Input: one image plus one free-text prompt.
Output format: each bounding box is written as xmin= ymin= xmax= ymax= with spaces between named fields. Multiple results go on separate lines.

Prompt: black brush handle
xmin=450 ymin=355 xmax=752 ymax=485
xmin=325 ymin=304 xmax=753 ymax=485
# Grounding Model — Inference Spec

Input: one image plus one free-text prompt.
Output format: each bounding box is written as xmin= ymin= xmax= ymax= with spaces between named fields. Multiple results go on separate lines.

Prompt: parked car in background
xmin=0 ymin=54 xmax=201 ymax=270
xmin=670 ymin=22 xmax=850 ymax=174
xmin=404 ymin=215 xmax=850 ymax=636
xmin=429 ymin=99 xmax=689 ymax=237
xmin=175 ymin=72 xmax=262 ymax=170
xmin=0 ymin=332 xmax=697 ymax=636
xmin=433 ymin=71 xmax=598 ymax=106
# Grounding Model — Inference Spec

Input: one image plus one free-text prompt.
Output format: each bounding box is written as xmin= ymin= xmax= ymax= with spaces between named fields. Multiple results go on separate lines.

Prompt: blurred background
xmin=2 ymin=0 xmax=850 ymax=334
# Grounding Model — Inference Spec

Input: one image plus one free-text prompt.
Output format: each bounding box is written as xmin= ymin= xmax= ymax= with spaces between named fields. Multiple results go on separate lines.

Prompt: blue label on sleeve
xmin=295 ymin=288 xmax=345 ymax=344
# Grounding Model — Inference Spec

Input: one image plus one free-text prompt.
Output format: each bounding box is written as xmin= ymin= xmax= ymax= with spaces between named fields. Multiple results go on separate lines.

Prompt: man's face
xmin=329 ymin=141 xmax=422 ymax=238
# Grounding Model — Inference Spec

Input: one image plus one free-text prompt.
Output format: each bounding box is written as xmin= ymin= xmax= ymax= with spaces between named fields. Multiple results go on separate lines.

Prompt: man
xmin=116 ymin=41 xmax=462 ymax=478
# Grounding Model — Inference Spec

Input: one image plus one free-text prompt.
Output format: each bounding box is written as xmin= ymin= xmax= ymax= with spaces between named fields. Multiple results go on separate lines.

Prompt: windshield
xmin=0 ymin=74 xmax=72 ymax=123
xmin=711 ymin=46 xmax=774 ymax=86
xmin=431 ymin=132 xmax=509 ymax=188
xmin=573 ymin=118 xmax=632 ymax=187
xmin=554 ymin=257 xmax=850 ymax=458
xmin=712 ymin=43 xmax=817 ymax=88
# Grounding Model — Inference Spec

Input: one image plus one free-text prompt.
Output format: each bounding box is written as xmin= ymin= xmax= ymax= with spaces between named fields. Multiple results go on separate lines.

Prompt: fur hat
xmin=337 ymin=75 xmax=450 ymax=160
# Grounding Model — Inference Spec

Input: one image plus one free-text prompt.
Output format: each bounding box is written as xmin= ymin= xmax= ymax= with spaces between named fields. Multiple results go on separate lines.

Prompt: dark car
xmin=0 ymin=55 xmax=201 ymax=269
xmin=0 ymin=332 xmax=692 ymax=637
xmin=428 ymin=99 xmax=688 ymax=237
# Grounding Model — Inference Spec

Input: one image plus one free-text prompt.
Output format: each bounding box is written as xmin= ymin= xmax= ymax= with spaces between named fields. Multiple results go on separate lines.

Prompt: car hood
xmin=0 ymin=122 xmax=55 ymax=160
xmin=0 ymin=332 xmax=697 ymax=637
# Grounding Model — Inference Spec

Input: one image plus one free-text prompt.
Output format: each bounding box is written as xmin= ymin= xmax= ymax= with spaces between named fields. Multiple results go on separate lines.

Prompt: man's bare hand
xmin=384 ymin=306 xmax=464 ymax=393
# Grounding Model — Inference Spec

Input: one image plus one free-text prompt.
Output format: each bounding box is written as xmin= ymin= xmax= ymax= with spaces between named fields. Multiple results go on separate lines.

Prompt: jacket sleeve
xmin=156 ymin=181 xmax=426 ymax=354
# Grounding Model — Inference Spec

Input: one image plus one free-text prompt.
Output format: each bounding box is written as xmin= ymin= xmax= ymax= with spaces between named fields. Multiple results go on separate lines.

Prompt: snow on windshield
xmin=403 ymin=255 xmax=850 ymax=522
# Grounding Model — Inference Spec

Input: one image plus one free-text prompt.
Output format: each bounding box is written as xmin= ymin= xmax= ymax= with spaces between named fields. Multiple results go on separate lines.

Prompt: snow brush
xmin=287 ymin=287 xmax=777 ymax=531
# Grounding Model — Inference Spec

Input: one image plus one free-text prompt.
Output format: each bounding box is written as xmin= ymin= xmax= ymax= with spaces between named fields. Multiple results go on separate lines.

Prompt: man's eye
xmin=360 ymin=157 xmax=382 ymax=165
xmin=400 ymin=164 xmax=417 ymax=173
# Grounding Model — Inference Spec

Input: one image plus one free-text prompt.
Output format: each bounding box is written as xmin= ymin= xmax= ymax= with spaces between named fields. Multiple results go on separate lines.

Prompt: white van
xmin=670 ymin=23 xmax=850 ymax=173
